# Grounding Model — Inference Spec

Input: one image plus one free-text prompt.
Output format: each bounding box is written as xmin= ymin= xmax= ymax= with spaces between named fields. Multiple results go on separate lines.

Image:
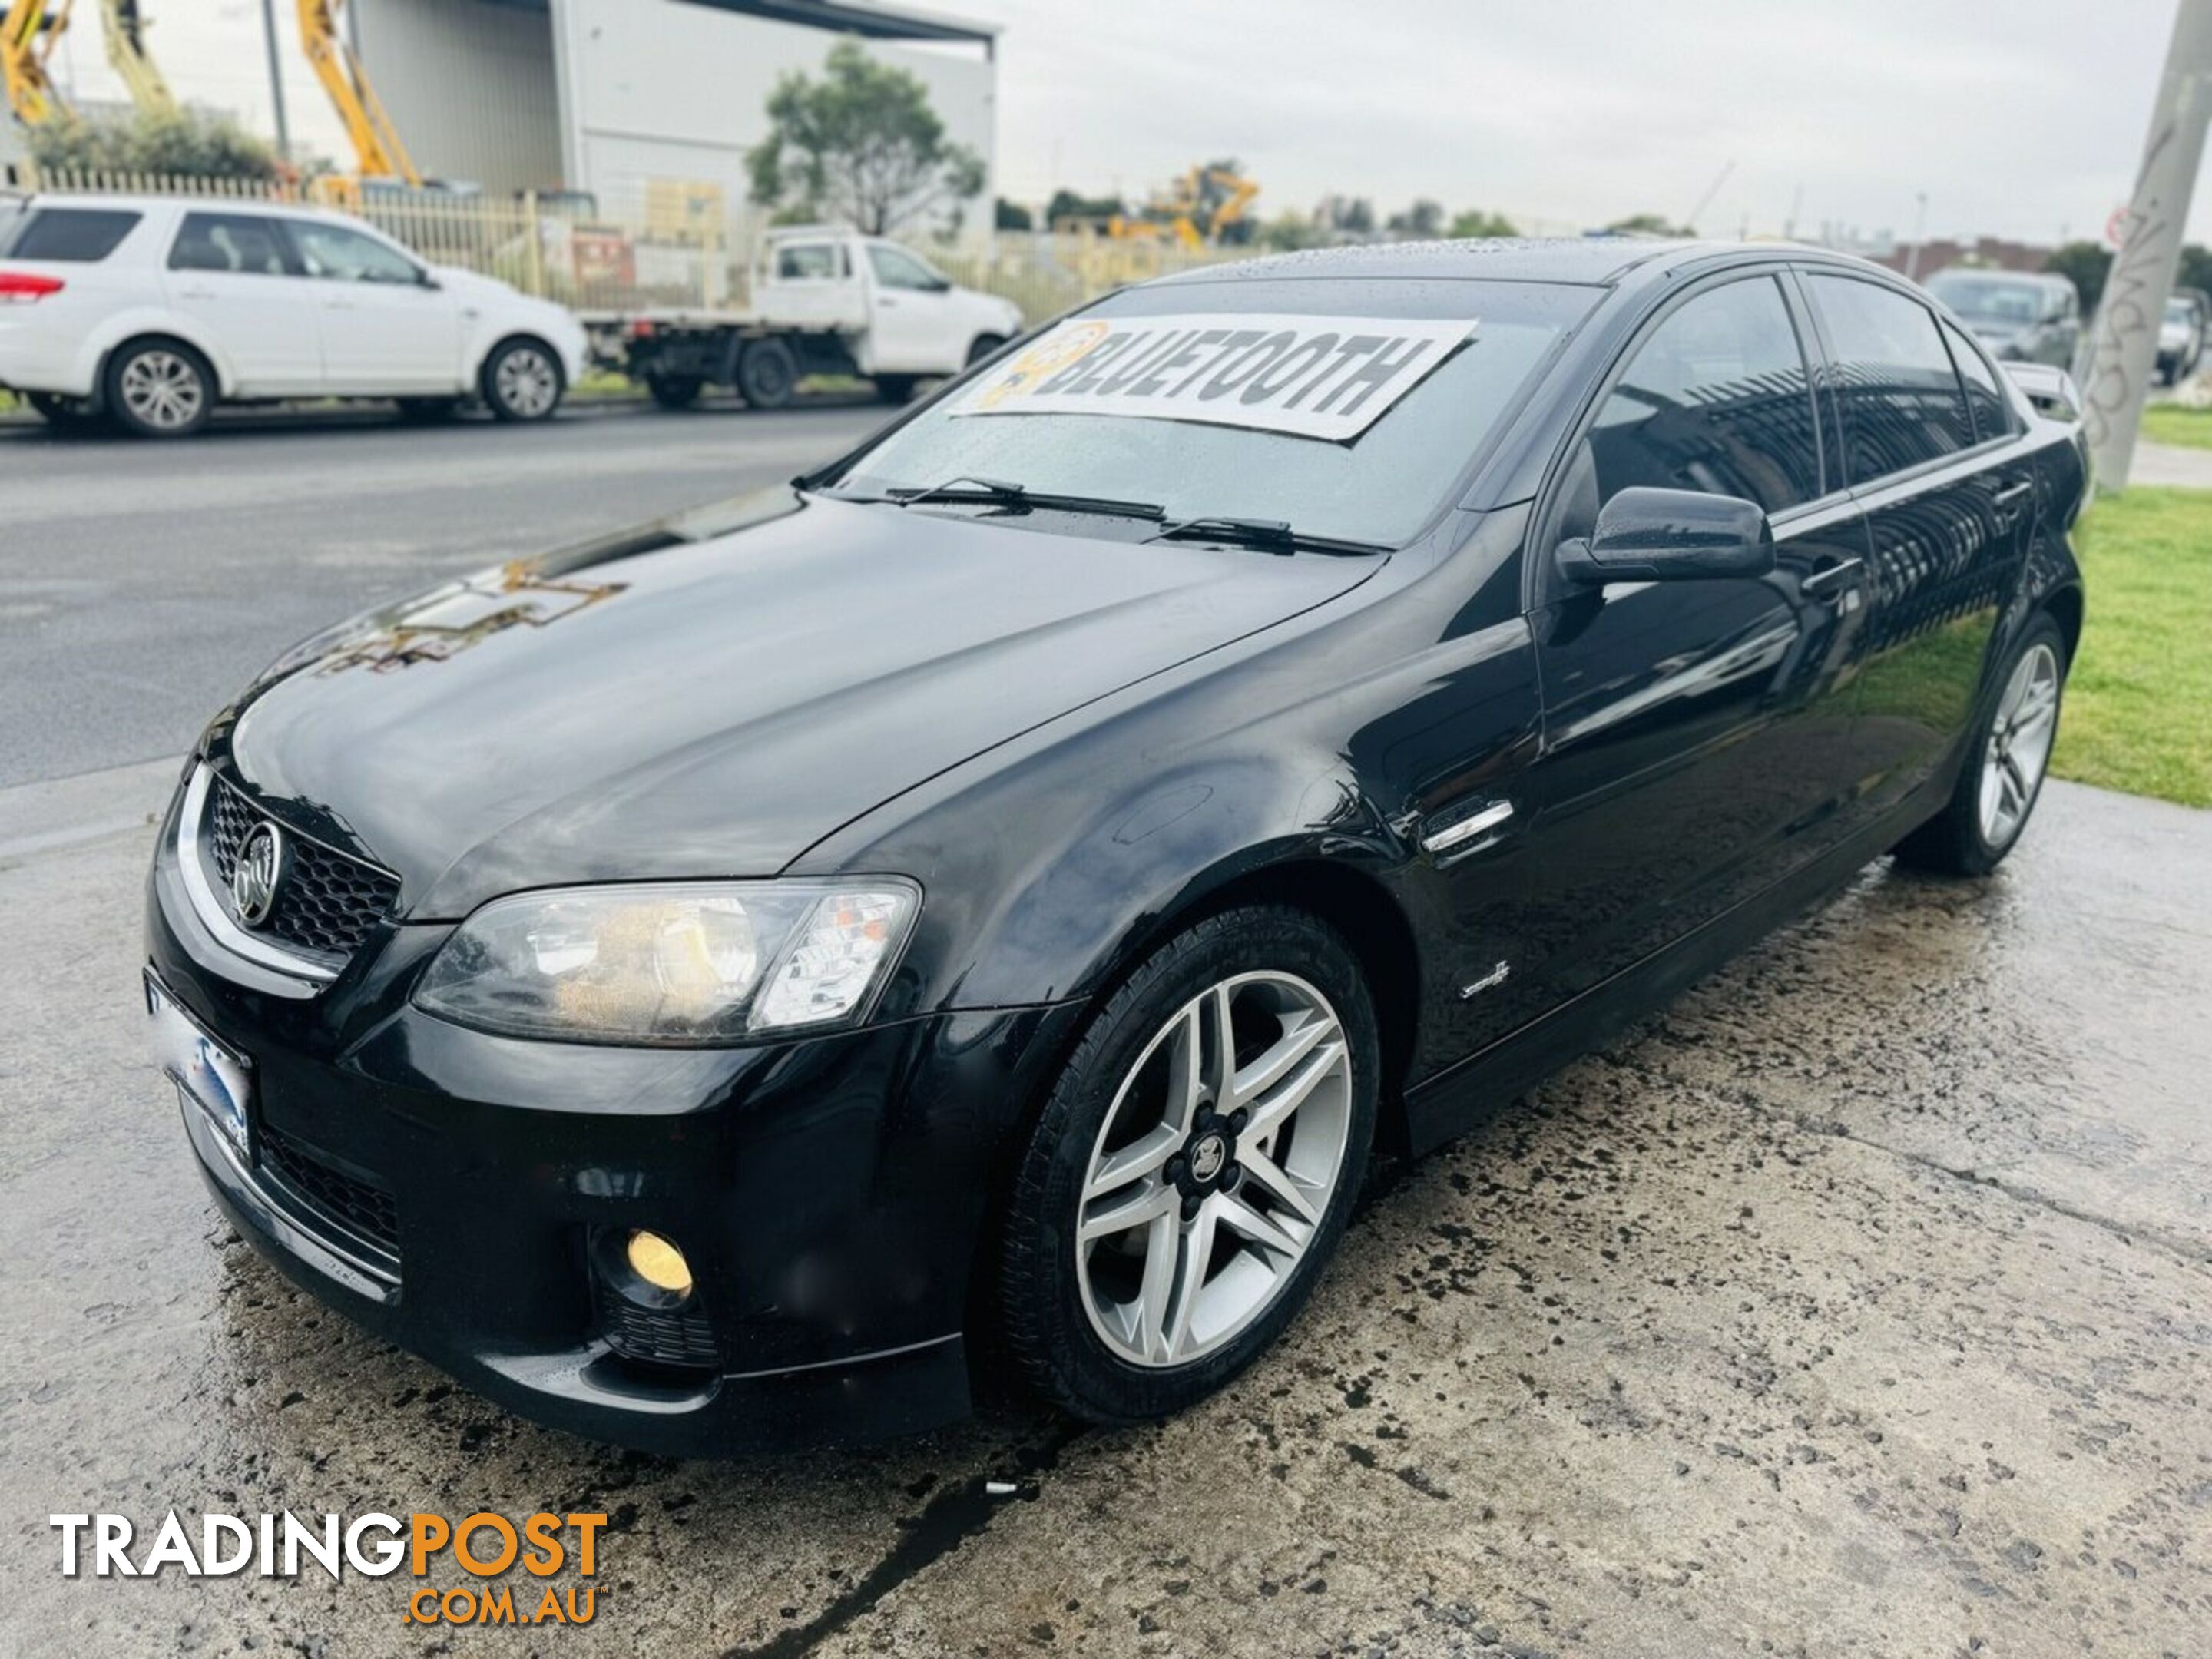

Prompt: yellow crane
xmin=296 ymin=0 xmax=419 ymax=189
xmin=1054 ymin=164 xmax=1262 ymax=253
xmin=2 ymin=0 xmax=71 ymax=127
xmin=100 ymin=0 xmax=171 ymax=113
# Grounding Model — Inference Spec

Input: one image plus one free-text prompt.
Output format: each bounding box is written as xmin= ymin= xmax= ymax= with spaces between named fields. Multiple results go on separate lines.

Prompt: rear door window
xmin=2 ymin=207 xmax=143 ymax=263
xmin=169 ymin=212 xmax=302 ymax=276
xmin=1806 ymin=274 xmax=1975 ymax=484
xmin=1940 ymin=318 xmax=2020 ymax=444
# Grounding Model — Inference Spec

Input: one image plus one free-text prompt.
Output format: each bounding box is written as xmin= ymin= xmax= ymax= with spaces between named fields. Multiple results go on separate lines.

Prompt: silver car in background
xmin=1924 ymin=269 xmax=2081 ymax=369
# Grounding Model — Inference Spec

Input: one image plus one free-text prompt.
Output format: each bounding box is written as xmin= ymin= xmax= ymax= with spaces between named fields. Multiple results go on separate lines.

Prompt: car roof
xmin=26 ymin=192 xmax=349 ymax=226
xmin=1928 ymin=267 xmax=2068 ymax=289
xmin=1147 ymin=236 xmax=1896 ymax=291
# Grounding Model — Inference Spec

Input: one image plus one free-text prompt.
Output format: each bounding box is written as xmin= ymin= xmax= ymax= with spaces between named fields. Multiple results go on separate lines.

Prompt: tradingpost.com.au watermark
xmin=51 ymin=1510 xmax=608 ymax=1629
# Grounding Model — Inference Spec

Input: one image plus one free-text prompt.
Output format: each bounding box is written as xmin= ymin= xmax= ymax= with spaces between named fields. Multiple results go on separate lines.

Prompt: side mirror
xmin=1558 ymin=487 xmax=1774 ymax=584
xmin=417 ymin=269 xmax=442 ymax=291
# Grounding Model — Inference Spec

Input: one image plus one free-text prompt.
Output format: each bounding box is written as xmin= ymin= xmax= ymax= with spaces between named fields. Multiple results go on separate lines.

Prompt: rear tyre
xmin=736 ymin=338 xmax=799 ymax=409
xmin=646 ymin=373 xmax=703 ymax=411
xmin=104 ymin=340 xmax=214 ymax=439
xmin=873 ymin=375 xmax=920 ymax=404
xmin=1892 ymin=614 xmax=2068 ymax=877
xmin=966 ymin=333 xmax=1007 ymax=366
xmin=481 ymin=338 xmax=565 ymax=422
xmin=998 ymin=906 xmax=1379 ymax=1425
xmin=26 ymin=392 xmax=107 ymax=433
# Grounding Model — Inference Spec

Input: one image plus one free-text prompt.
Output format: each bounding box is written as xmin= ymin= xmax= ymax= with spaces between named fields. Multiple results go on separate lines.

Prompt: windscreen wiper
xmin=882 ymin=476 xmax=1167 ymax=522
xmin=1146 ymin=515 xmax=1389 ymax=557
xmin=896 ymin=474 xmax=1030 ymax=509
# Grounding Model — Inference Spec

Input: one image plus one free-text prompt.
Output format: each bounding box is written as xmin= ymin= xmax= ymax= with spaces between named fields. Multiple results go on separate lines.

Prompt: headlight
xmin=412 ymin=879 xmax=919 ymax=1043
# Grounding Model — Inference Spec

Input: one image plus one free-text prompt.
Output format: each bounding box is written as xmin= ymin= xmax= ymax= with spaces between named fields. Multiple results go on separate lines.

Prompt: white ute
xmin=591 ymin=224 xmax=1026 ymax=409
xmin=0 ymin=192 xmax=588 ymax=437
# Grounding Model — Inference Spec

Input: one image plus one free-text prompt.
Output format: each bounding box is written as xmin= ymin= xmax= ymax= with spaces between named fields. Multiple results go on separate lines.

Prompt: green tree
xmin=747 ymin=41 xmax=985 ymax=236
xmin=1044 ymin=188 xmax=1127 ymax=227
xmin=1257 ymin=209 xmax=1329 ymax=252
xmin=994 ymin=197 xmax=1032 ymax=232
xmin=1605 ymin=211 xmax=1694 ymax=237
xmin=2174 ymin=242 xmax=2212 ymax=299
xmin=1386 ymin=198 xmax=1445 ymax=239
xmin=2044 ymin=241 xmax=2113 ymax=314
xmin=28 ymin=109 xmax=278 ymax=180
xmin=1449 ymin=208 xmax=1518 ymax=240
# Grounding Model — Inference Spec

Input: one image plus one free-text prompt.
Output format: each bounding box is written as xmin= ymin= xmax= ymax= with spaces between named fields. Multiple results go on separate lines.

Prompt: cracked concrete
xmin=0 ymin=768 xmax=2206 ymax=1657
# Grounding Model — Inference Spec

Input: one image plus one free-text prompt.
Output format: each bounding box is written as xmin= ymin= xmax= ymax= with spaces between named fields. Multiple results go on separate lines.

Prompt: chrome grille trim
xmin=176 ymin=765 xmax=340 ymax=985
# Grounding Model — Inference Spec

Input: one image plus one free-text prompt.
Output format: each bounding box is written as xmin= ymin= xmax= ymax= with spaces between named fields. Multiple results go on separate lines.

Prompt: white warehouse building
xmin=351 ymin=0 xmax=999 ymax=245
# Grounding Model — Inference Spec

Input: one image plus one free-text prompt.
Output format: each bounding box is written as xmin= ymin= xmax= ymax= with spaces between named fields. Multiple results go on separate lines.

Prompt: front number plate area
xmin=145 ymin=969 xmax=253 ymax=1159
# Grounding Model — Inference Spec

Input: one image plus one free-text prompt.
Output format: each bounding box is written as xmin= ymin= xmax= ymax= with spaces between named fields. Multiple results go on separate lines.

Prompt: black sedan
xmin=144 ymin=239 xmax=2085 ymax=1453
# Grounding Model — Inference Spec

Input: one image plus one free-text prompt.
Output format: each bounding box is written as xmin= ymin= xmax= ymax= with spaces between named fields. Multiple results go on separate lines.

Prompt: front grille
xmin=600 ymin=1296 xmax=720 ymax=1369
xmin=259 ymin=1122 xmax=401 ymax=1260
xmin=207 ymin=775 xmax=399 ymax=959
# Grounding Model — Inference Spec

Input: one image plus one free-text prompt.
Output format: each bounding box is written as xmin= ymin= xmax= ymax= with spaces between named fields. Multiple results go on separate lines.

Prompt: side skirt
xmin=1399 ymin=770 xmax=1955 ymax=1157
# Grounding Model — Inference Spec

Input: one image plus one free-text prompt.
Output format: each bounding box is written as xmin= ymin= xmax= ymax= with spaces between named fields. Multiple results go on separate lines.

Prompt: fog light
xmin=625 ymin=1230 xmax=692 ymax=1299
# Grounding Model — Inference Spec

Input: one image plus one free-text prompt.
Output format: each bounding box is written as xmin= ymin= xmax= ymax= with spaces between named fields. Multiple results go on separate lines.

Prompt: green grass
xmin=2137 ymin=403 xmax=2212 ymax=449
xmin=2056 ymin=487 xmax=2212 ymax=806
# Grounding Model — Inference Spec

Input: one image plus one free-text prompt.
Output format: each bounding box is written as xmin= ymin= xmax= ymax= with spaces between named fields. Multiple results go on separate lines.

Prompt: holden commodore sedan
xmin=144 ymin=239 xmax=2086 ymax=1453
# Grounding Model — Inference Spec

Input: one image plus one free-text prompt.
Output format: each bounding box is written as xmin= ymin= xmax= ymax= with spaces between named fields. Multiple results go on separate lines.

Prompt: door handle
xmin=323 ymin=298 xmax=356 ymax=310
xmin=1800 ymin=557 xmax=1863 ymax=599
xmin=1992 ymin=478 xmax=2034 ymax=520
xmin=177 ymin=286 xmax=215 ymax=300
xmin=879 ymin=296 xmax=899 ymax=307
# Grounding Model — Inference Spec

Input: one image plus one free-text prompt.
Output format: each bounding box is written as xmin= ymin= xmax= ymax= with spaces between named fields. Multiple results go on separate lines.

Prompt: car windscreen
xmin=0 ymin=206 xmax=142 ymax=262
xmin=1926 ymin=276 xmax=2041 ymax=326
xmin=0 ymin=200 xmax=24 ymax=256
xmin=826 ymin=276 xmax=1596 ymax=547
xmin=2166 ymin=299 xmax=2195 ymax=323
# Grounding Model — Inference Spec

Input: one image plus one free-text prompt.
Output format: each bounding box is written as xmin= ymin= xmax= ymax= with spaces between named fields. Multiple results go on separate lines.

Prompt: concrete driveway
xmin=1 ymin=761 xmax=2206 ymax=1658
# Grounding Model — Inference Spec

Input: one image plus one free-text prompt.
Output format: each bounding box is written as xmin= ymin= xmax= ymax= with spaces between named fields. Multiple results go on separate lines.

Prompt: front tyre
xmin=998 ymin=906 xmax=1379 ymax=1424
xmin=1893 ymin=614 xmax=2067 ymax=876
xmin=104 ymin=340 xmax=214 ymax=438
xmin=481 ymin=338 xmax=565 ymax=422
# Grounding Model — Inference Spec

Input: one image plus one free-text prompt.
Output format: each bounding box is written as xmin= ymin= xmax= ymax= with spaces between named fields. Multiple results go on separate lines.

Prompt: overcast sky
xmin=35 ymin=0 xmax=2207 ymax=247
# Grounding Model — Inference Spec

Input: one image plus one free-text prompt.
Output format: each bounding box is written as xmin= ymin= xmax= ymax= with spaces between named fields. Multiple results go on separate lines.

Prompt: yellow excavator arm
xmin=297 ymin=0 xmax=419 ymax=187
xmin=2 ymin=0 xmax=72 ymax=127
xmin=100 ymin=0 xmax=171 ymax=114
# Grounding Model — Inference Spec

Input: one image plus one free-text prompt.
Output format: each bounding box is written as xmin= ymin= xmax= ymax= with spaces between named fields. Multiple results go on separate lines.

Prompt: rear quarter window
xmin=2 ymin=207 xmax=144 ymax=263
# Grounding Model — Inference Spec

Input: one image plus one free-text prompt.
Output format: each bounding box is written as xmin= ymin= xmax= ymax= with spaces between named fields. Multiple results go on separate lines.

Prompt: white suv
xmin=0 ymin=193 xmax=588 ymax=436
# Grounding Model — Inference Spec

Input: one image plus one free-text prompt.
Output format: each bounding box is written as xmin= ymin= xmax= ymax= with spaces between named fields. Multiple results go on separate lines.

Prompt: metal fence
xmin=4 ymin=161 xmax=1253 ymax=323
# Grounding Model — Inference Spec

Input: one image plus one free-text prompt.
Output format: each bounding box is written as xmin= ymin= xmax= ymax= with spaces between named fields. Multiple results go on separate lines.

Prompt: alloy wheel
xmin=495 ymin=347 xmax=559 ymax=417
xmin=1979 ymin=641 xmax=2060 ymax=848
xmin=1075 ymin=971 xmax=1353 ymax=1368
xmin=120 ymin=350 xmax=205 ymax=431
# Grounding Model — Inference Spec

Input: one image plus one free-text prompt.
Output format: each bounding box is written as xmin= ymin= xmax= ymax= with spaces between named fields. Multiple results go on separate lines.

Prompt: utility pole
xmin=259 ymin=0 xmax=291 ymax=161
xmin=1902 ymin=191 xmax=1929 ymax=280
xmin=2084 ymin=0 xmax=2212 ymax=490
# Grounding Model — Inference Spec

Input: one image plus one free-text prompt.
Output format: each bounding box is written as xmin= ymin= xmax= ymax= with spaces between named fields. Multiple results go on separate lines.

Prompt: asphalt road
xmin=0 ymin=398 xmax=889 ymax=789
xmin=2 ymin=403 xmax=2210 ymax=1655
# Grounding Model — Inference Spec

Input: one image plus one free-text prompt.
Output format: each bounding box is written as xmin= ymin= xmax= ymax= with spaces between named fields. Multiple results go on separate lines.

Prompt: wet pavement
xmin=1 ymin=767 xmax=2207 ymax=1658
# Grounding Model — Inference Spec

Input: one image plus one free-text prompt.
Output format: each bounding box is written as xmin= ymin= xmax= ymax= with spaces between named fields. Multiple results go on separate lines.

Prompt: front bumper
xmin=147 ymin=795 xmax=1084 ymax=1455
